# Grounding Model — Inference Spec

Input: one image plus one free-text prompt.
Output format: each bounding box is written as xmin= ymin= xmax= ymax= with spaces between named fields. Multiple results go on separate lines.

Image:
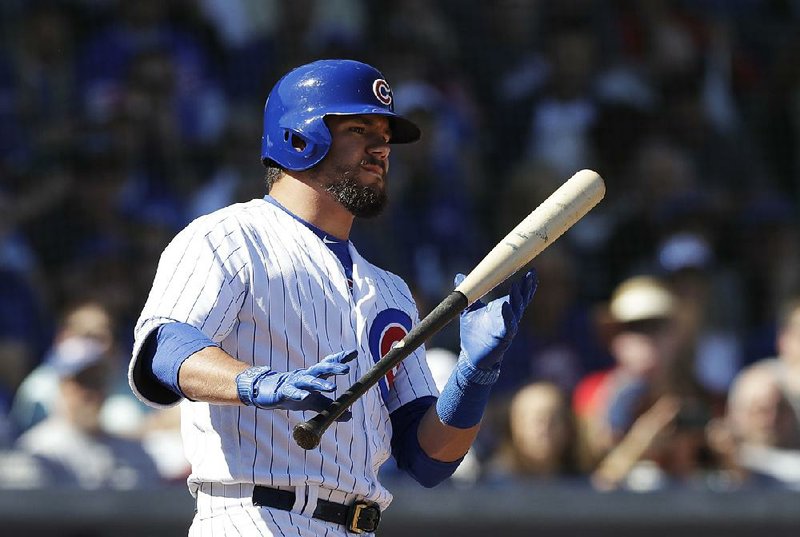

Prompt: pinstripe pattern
xmin=129 ymin=199 xmax=439 ymax=529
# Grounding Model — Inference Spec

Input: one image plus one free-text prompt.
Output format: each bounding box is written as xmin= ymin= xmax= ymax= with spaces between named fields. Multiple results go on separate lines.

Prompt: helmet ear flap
xmin=272 ymin=127 xmax=327 ymax=170
xmin=286 ymin=130 xmax=308 ymax=153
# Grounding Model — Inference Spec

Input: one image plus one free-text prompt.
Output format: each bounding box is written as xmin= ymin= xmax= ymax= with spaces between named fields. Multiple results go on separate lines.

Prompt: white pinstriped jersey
xmin=128 ymin=198 xmax=439 ymax=510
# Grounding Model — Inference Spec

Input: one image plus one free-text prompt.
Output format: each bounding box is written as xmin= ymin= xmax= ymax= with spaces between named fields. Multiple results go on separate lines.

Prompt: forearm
xmin=141 ymin=322 xmax=354 ymax=415
xmin=417 ymin=404 xmax=479 ymax=462
xmin=178 ymin=346 xmax=250 ymax=404
xmin=143 ymin=322 xmax=250 ymax=405
xmin=390 ymin=397 xmax=464 ymax=487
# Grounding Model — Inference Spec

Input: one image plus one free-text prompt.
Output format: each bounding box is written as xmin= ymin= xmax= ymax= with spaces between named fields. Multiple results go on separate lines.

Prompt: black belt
xmin=252 ymin=486 xmax=381 ymax=534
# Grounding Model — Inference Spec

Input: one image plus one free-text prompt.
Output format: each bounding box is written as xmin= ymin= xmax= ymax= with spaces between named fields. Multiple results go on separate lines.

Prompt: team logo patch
xmin=372 ymin=79 xmax=392 ymax=106
xmin=368 ymin=308 xmax=412 ymax=399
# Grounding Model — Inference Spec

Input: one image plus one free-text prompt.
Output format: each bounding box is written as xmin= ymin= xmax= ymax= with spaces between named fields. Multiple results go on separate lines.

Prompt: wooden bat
xmin=293 ymin=169 xmax=606 ymax=449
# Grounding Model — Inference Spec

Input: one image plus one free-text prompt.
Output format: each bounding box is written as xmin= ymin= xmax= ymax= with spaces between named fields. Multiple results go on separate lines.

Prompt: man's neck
xmin=269 ymin=175 xmax=354 ymax=240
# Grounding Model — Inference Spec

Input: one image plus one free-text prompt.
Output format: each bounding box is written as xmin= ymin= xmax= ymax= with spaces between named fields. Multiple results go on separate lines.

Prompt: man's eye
xmin=349 ymin=126 xmax=366 ymax=134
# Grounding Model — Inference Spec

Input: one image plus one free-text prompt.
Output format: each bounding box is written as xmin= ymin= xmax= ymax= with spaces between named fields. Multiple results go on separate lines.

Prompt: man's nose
xmin=369 ymin=140 xmax=390 ymax=160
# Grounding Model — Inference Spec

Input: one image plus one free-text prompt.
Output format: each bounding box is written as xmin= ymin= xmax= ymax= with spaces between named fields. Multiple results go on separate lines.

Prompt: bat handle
xmin=293 ymin=290 xmax=469 ymax=450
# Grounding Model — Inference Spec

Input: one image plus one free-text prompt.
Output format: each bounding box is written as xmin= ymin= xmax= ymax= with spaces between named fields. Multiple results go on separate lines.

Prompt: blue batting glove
xmin=236 ymin=350 xmax=357 ymax=422
xmin=456 ymin=270 xmax=537 ymax=372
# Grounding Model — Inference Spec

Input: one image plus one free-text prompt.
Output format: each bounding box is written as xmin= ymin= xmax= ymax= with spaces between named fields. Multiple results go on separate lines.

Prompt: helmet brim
xmin=388 ymin=115 xmax=422 ymax=144
xmin=325 ymin=107 xmax=421 ymax=144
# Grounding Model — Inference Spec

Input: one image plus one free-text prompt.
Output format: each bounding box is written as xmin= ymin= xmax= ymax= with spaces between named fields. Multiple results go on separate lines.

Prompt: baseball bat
xmin=293 ymin=169 xmax=606 ymax=450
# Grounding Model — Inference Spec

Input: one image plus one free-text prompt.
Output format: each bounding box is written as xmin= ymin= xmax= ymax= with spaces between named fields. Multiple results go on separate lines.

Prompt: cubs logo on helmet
xmin=368 ymin=308 xmax=412 ymax=400
xmin=372 ymin=79 xmax=392 ymax=106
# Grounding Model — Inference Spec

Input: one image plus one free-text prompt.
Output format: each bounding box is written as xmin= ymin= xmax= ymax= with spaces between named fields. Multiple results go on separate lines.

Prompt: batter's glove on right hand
xmin=236 ymin=350 xmax=357 ymax=422
xmin=456 ymin=270 xmax=537 ymax=379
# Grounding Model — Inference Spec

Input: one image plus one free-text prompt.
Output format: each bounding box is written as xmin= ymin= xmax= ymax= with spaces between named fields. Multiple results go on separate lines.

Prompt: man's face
xmin=730 ymin=372 xmax=795 ymax=447
xmin=310 ymin=114 xmax=392 ymax=218
xmin=611 ymin=318 xmax=677 ymax=376
xmin=510 ymin=384 xmax=571 ymax=465
xmin=60 ymin=362 xmax=109 ymax=433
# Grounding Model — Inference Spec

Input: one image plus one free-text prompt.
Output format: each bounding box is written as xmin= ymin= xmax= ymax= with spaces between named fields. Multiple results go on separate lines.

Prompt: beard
xmin=316 ymin=162 xmax=388 ymax=218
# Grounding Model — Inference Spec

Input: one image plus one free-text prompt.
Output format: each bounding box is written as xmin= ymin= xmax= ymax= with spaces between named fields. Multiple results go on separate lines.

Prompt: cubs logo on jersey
xmin=368 ymin=308 xmax=412 ymax=400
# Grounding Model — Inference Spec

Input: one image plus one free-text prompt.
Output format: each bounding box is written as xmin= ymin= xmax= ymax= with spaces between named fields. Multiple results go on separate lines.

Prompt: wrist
xmin=235 ymin=366 xmax=273 ymax=406
xmin=435 ymin=358 xmax=499 ymax=429
xmin=457 ymin=353 xmax=501 ymax=385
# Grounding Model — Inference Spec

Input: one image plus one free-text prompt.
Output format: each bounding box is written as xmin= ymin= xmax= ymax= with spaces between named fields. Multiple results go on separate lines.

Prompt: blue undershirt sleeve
xmin=390 ymin=396 xmax=463 ymax=488
xmin=142 ymin=322 xmax=219 ymax=400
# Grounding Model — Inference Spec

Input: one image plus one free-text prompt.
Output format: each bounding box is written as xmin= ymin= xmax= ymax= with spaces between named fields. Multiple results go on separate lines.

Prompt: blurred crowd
xmin=2 ymin=0 xmax=800 ymax=492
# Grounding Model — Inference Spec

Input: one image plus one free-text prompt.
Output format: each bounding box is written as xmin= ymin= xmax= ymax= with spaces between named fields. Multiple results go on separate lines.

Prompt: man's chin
xmin=348 ymin=198 xmax=387 ymax=218
xmin=343 ymin=191 xmax=387 ymax=218
xmin=326 ymin=177 xmax=387 ymax=218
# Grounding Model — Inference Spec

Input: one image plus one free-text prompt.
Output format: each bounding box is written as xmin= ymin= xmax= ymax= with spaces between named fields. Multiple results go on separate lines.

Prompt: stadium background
xmin=1 ymin=0 xmax=800 ymax=535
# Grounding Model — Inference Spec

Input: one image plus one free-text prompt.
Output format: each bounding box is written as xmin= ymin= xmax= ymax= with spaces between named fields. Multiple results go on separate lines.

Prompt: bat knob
xmin=293 ymin=421 xmax=321 ymax=450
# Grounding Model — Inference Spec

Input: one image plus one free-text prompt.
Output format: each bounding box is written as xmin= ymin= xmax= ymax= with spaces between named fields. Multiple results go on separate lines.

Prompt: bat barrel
xmin=454 ymin=169 xmax=605 ymax=305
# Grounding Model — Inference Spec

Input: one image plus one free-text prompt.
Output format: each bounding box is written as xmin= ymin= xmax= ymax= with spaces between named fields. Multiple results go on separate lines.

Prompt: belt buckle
xmin=347 ymin=500 xmax=381 ymax=534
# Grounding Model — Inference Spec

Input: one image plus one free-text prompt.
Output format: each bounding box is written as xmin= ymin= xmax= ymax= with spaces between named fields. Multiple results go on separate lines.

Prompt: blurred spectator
xmin=706 ymin=362 xmax=800 ymax=489
xmin=750 ymin=296 xmax=800 ymax=427
xmin=575 ymin=275 xmax=715 ymax=489
xmin=656 ymin=232 xmax=743 ymax=402
xmin=573 ymin=275 xmax=681 ymax=464
xmin=15 ymin=335 xmax=162 ymax=488
xmin=484 ymin=382 xmax=584 ymax=482
xmin=11 ymin=301 xmax=149 ymax=438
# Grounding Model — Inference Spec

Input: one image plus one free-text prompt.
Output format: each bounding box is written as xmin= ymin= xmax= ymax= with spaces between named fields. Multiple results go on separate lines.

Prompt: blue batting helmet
xmin=261 ymin=59 xmax=421 ymax=171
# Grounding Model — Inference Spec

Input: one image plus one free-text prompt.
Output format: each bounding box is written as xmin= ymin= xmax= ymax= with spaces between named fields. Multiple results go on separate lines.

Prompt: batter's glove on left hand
xmin=456 ymin=270 xmax=538 ymax=378
xmin=436 ymin=271 xmax=537 ymax=429
xmin=236 ymin=350 xmax=357 ymax=422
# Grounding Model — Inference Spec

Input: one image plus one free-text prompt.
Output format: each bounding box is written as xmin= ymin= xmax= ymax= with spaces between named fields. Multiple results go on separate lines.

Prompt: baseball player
xmin=128 ymin=59 xmax=537 ymax=536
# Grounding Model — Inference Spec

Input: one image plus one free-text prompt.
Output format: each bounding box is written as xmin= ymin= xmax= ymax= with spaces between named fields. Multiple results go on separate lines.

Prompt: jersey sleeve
xmin=128 ymin=214 xmax=250 ymax=407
